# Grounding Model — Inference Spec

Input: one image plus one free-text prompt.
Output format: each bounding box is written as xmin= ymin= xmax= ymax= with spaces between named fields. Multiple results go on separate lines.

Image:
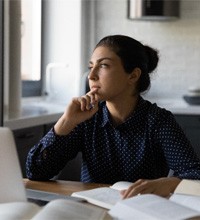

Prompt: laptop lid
xmin=0 ymin=127 xmax=27 ymax=203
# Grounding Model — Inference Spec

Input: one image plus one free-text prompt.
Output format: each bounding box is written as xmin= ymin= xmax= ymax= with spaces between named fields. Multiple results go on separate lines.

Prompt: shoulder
xmin=141 ymin=98 xmax=175 ymax=125
xmin=138 ymin=99 xmax=184 ymax=140
xmin=148 ymin=101 xmax=173 ymax=118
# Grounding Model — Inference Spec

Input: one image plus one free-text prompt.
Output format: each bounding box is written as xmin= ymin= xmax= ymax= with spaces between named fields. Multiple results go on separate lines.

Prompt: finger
xmin=78 ymin=96 xmax=88 ymax=111
xmin=90 ymin=87 xmax=98 ymax=94
xmin=86 ymin=93 xmax=96 ymax=107
xmin=84 ymin=95 xmax=93 ymax=110
xmin=79 ymin=94 xmax=97 ymax=111
xmin=120 ymin=189 xmax=126 ymax=197
xmin=77 ymin=88 xmax=99 ymax=111
xmin=87 ymin=88 xmax=99 ymax=104
xmin=122 ymin=187 xmax=141 ymax=199
xmin=90 ymin=93 xmax=96 ymax=105
xmin=122 ymin=179 xmax=147 ymax=199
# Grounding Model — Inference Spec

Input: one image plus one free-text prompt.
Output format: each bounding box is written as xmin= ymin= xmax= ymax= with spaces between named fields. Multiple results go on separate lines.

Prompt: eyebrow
xmin=89 ymin=57 xmax=113 ymax=64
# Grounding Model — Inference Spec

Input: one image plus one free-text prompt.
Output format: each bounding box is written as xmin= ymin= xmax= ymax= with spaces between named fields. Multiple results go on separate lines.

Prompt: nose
xmin=88 ymin=67 xmax=98 ymax=81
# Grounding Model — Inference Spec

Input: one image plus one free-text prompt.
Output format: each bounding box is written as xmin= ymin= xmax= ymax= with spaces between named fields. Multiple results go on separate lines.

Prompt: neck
xmin=106 ymin=95 xmax=139 ymax=126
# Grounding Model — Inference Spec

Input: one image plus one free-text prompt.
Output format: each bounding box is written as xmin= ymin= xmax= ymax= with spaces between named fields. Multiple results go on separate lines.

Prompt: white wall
xmin=90 ymin=0 xmax=200 ymax=100
xmin=42 ymin=0 xmax=82 ymax=104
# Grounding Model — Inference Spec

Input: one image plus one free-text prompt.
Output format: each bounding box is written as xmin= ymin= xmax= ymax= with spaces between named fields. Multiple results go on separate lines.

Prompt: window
xmin=21 ymin=0 xmax=42 ymax=97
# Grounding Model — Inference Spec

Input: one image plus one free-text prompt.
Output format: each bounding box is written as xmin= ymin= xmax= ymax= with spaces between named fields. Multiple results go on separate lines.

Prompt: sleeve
xmin=26 ymin=125 xmax=84 ymax=180
xmin=153 ymin=110 xmax=200 ymax=180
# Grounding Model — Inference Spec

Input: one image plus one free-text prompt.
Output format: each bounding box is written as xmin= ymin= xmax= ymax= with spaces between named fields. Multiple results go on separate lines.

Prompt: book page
xmin=32 ymin=199 xmax=107 ymax=220
xmin=170 ymin=194 xmax=200 ymax=212
xmin=0 ymin=201 xmax=41 ymax=219
xmin=72 ymin=187 xmax=122 ymax=209
xmin=109 ymin=194 xmax=200 ymax=220
xmin=174 ymin=179 xmax=200 ymax=196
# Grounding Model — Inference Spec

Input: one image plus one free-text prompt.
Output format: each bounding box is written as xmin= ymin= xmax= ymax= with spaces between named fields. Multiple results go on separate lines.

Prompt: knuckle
xmin=142 ymin=180 xmax=149 ymax=186
xmin=137 ymin=179 xmax=144 ymax=183
xmin=80 ymin=96 xmax=87 ymax=101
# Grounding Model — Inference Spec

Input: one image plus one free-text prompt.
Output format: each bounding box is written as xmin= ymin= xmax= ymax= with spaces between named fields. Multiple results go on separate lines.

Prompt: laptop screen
xmin=0 ymin=127 xmax=27 ymax=203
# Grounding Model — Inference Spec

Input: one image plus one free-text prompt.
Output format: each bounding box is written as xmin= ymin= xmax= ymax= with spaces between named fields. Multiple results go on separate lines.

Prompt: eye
xmin=88 ymin=66 xmax=93 ymax=70
xmin=100 ymin=63 xmax=108 ymax=68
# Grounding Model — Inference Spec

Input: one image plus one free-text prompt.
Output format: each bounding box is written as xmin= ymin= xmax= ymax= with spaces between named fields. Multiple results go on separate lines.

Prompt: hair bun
xmin=144 ymin=45 xmax=159 ymax=74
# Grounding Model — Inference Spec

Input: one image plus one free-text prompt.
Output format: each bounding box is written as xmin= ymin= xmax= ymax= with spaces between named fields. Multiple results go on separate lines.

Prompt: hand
xmin=54 ymin=88 xmax=99 ymax=135
xmin=120 ymin=177 xmax=181 ymax=199
xmin=75 ymin=88 xmax=99 ymax=112
xmin=65 ymin=88 xmax=99 ymax=122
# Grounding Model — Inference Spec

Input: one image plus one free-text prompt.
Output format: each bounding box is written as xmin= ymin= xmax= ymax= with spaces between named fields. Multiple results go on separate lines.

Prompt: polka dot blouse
xmin=26 ymin=97 xmax=200 ymax=184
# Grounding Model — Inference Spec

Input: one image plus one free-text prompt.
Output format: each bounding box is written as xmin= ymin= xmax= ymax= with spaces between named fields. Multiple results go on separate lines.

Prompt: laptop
xmin=0 ymin=127 xmax=27 ymax=203
xmin=0 ymin=127 xmax=84 ymax=206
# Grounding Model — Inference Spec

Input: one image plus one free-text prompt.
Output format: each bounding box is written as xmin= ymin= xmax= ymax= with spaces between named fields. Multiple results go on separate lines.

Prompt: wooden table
xmin=24 ymin=179 xmax=110 ymax=195
xmin=24 ymin=179 xmax=112 ymax=219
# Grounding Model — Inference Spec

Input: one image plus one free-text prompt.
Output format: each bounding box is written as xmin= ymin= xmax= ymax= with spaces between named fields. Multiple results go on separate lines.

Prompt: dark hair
xmin=95 ymin=35 xmax=159 ymax=93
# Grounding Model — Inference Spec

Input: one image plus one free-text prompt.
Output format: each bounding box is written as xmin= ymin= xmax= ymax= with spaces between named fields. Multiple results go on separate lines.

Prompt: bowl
xmin=183 ymin=95 xmax=200 ymax=105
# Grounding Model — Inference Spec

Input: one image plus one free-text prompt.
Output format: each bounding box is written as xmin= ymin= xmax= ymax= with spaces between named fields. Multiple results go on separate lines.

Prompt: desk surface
xmin=24 ymin=179 xmax=112 ymax=219
xmin=24 ymin=179 xmax=110 ymax=196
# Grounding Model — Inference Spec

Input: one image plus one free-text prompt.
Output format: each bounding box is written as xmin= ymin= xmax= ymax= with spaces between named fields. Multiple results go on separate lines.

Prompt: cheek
xmin=100 ymin=69 xmax=128 ymax=89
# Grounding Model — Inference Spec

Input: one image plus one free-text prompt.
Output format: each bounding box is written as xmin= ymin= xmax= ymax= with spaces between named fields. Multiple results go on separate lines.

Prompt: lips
xmin=91 ymin=85 xmax=100 ymax=90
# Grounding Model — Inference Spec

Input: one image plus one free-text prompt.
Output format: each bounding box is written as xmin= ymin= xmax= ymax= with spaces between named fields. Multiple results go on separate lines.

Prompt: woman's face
xmin=88 ymin=46 xmax=136 ymax=102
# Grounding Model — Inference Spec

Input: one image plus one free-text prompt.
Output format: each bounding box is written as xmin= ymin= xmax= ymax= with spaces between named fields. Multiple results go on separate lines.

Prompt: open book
xmin=72 ymin=179 xmax=200 ymax=212
xmin=109 ymin=194 xmax=200 ymax=220
xmin=0 ymin=199 xmax=108 ymax=220
xmin=72 ymin=181 xmax=133 ymax=209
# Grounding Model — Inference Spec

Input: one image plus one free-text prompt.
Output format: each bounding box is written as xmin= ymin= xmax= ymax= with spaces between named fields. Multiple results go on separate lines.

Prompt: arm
xmin=26 ymin=89 xmax=99 ymax=180
xmin=156 ymin=112 xmax=200 ymax=180
xmin=26 ymin=127 xmax=83 ymax=180
xmin=121 ymin=110 xmax=200 ymax=198
xmin=54 ymin=88 xmax=99 ymax=135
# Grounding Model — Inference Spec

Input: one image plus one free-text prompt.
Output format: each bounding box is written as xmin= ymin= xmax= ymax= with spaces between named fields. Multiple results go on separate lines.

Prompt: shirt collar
xmin=99 ymin=96 xmax=148 ymax=128
xmin=100 ymin=103 xmax=110 ymax=127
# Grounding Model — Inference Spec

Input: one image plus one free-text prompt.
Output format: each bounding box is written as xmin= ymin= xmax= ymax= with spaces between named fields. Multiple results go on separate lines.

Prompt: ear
xmin=128 ymin=68 xmax=141 ymax=85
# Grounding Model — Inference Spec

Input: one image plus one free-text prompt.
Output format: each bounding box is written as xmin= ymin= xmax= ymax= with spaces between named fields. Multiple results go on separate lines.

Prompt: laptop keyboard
xmin=27 ymin=197 xmax=49 ymax=206
xmin=26 ymin=189 xmax=86 ymax=206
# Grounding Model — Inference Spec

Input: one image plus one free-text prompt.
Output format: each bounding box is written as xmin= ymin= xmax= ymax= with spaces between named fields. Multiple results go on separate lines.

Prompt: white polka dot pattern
xmin=26 ymin=97 xmax=200 ymax=183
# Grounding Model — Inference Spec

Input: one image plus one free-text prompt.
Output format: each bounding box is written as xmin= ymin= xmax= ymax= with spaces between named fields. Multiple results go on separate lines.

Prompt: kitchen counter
xmin=3 ymin=97 xmax=200 ymax=130
xmin=4 ymin=97 xmax=66 ymax=130
xmin=148 ymin=98 xmax=200 ymax=115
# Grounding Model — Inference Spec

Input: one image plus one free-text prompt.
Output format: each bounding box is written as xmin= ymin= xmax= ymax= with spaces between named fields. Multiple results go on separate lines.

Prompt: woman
xmin=26 ymin=35 xmax=200 ymax=199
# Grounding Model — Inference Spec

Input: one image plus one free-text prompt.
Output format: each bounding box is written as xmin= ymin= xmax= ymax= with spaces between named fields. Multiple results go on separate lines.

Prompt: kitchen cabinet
xmin=13 ymin=123 xmax=82 ymax=181
xmin=13 ymin=125 xmax=44 ymax=178
xmin=175 ymin=115 xmax=200 ymax=159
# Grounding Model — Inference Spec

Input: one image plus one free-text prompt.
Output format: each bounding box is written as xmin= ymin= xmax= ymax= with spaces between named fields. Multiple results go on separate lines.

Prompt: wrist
xmin=54 ymin=115 xmax=77 ymax=136
xmin=168 ymin=177 xmax=181 ymax=193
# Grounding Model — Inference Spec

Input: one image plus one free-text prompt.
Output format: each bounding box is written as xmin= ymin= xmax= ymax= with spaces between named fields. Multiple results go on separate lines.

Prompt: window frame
xmin=0 ymin=0 xmax=4 ymax=125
